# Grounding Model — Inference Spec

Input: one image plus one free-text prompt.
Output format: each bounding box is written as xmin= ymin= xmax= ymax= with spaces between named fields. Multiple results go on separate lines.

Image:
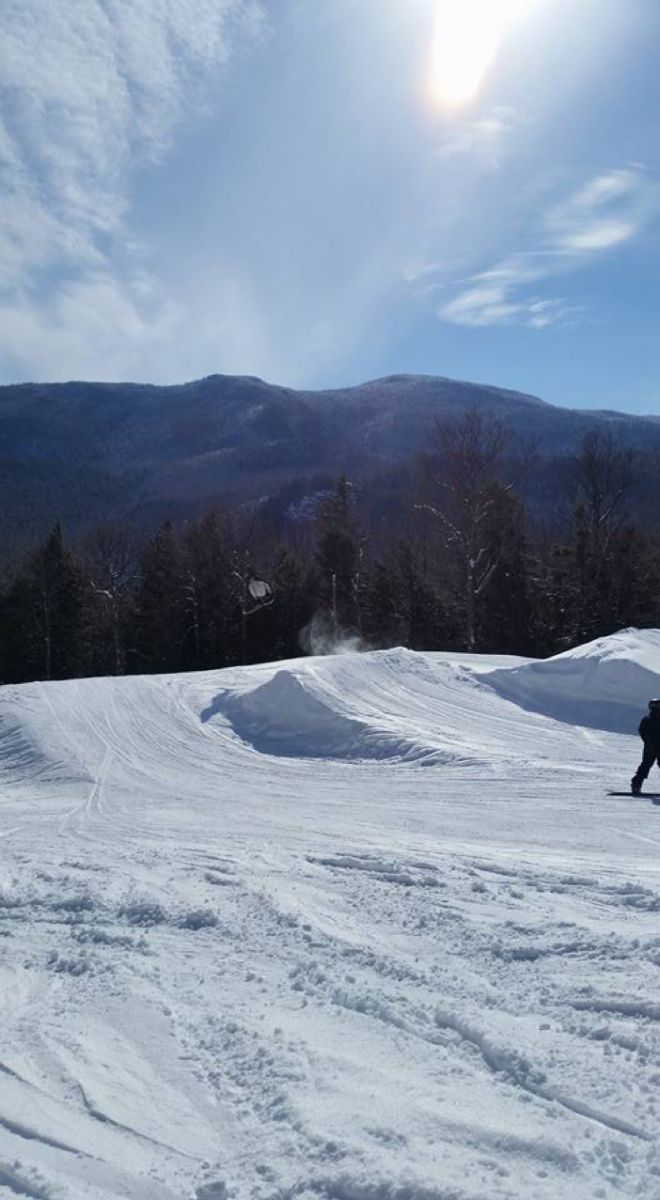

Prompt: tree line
xmin=2 ymin=411 xmax=659 ymax=684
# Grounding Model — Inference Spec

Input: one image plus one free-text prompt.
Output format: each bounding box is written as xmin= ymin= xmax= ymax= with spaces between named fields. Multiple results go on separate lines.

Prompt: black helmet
xmin=649 ymin=699 xmax=660 ymax=712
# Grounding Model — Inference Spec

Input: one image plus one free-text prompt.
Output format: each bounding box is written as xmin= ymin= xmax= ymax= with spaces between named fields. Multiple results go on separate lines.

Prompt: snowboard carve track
xmin=79 ymin=1085 xmax=202 ymax=1161
xmin=433 ymin=1011 xmax=652 ymax=1142
xmin=0 ymin=1112 xmax=83 ymax=1157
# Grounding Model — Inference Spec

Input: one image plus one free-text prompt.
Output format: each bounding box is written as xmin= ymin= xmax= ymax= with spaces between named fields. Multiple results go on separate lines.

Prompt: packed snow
xmin=1 ymin=629 xmax=660 ymax=1200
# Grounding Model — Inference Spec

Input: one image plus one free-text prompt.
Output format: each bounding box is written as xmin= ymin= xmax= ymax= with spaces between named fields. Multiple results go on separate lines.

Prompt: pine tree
xmin=391 ymin=538 xmax=455 ymax=650
xmin=362 ymin=559 xmax=404 ymax=648
xmin=261 ymin=547 xmax=315 ymax=662
xmin=134 ymin=522 xmax=186 ymax=673
xmin=315 ymin=475 xmax=360 ymax=632
xmin=479 ymin=490 xmax=534 ymax=654
xmin=2 ymin=522 xmax=84 ymax=681
xmin=179 ymin=512 xmax=239 ymax=669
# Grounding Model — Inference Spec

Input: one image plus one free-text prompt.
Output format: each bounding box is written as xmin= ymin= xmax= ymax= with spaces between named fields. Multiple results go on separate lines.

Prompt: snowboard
xmin=608 ymin=791 xmax=660 ymax=803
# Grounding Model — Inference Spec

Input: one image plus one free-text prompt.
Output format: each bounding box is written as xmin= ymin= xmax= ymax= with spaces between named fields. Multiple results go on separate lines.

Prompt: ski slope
xmin=1 ymin=630 xmax=660 ymax=1200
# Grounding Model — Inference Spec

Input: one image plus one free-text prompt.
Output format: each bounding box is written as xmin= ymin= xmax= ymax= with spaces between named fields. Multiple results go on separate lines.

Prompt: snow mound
xmin=223 ymin=668 xmax=437 ymax=761
xmin=487 ymin=628 xmax=660 ymax=733
xmin=0 ymin=703 xmax=74 ymax=787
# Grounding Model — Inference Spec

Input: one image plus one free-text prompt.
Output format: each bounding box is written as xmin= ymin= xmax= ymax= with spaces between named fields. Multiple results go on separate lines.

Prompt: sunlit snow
xmin=1 ymin=630 xmax=659 ymax=1198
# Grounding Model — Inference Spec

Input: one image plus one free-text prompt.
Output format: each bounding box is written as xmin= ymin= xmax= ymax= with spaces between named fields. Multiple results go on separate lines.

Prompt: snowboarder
xmin=631 ymin=699 xmax=660 ymax=794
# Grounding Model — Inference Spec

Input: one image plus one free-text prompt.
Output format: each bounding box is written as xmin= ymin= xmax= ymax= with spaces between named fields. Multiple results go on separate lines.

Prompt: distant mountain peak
xmin=1 ymin=369 xmax=658 ymax=547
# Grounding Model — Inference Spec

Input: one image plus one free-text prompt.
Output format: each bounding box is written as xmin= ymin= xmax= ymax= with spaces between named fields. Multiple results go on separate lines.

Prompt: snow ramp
xmin=0 ymin=687 xmax=84 ymax=788
xmin=222 ymin=664 xmax=442 ymax=761
xmin=486 ymin=628 xmax=660 ymax=733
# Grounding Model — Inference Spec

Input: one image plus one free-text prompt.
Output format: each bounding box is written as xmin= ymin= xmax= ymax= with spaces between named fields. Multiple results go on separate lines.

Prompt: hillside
xmin=2 ymin=373 xmax=660 ymax=545
xmin=1 ymin=630 xmax=660 ymax=1198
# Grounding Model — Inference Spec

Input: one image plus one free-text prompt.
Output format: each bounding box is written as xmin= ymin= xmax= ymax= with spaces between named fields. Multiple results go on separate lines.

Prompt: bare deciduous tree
xmin=572 ymin=429 xmax=636 ymax=555
xmin=82 ymin=524 xmax=139 ymax=675
xmin=417 ymin=408 xmax=525 ymax=650
xmin=570 ymin=429 xmax=637 ymax=638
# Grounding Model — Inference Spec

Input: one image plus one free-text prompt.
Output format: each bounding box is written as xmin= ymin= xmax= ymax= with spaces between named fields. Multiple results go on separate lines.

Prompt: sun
xmin=429 ymin=0 xmax=536 ymax=110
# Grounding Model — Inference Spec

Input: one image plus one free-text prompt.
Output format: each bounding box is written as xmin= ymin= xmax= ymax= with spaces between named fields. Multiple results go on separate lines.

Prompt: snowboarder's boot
xmin=631 ymin=777 xmax=642 ymax=796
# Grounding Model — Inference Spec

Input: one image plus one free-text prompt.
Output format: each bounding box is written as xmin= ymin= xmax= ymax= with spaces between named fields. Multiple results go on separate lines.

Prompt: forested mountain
xmin=2 ymin=372 xmax=660 ymax=550
xmin=2 ymin=398 xmax=659 ymax=684
xmin=3 ymin=375 xmax=660 ymax=684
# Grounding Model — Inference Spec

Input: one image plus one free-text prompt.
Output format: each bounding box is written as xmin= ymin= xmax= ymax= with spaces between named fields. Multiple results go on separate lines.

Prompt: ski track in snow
xmin=1 ymin=638 xmax=660 ymax=1198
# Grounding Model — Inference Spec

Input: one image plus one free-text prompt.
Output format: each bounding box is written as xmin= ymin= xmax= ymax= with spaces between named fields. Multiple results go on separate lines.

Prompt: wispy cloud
xmin=0 ymin=0 xmax=264 ymax=378
xmin=436 ymin=106 xmax=519 ymax=170
xmin=545 ymin=168 xmax=658 ymax=252
xmin=0 ymin=274 xmax=183 ymax=382
xmin=438 ymin=253 xmax=582 ymax=329
xmin=437 ymin=167 xmax=660 ymax=329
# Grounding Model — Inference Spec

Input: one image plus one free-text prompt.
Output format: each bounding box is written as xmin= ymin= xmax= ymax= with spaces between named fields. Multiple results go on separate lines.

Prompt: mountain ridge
xmin=1 ymin=371 xmax=659 ymax=548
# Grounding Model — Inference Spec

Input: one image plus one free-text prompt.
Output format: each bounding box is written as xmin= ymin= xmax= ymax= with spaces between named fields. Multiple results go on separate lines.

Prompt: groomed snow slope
xmin=1 ymin=632 xmax=660 ymax=1200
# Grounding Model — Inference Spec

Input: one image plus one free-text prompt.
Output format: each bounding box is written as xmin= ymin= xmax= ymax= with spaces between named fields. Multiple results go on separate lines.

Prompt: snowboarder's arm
xmin=639 ymin=715 xmax=652 ymax=740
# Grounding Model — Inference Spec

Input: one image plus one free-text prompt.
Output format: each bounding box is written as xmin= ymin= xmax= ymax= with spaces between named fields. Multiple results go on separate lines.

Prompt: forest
xmin=2 ymin=410 xmax=659 ymax=684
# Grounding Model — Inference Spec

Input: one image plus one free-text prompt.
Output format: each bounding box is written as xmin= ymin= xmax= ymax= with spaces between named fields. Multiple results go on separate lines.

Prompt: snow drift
xmin=486 ymin=628 xmax=660 ymax=733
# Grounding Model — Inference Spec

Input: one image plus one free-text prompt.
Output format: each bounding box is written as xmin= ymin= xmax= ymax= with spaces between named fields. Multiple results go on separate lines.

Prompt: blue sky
xmin=0 ymin=0 xmax=658 ymax=412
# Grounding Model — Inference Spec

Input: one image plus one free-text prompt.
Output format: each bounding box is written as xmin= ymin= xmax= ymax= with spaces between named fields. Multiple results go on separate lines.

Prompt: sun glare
xmin=430 ymin=0 xmax=536 ymax=110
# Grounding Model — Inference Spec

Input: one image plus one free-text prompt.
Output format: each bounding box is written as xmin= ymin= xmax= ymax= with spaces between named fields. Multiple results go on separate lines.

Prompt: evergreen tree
xmin=525 ymin=534 xmax=574 ymax=656
xmin=134 ymin=522 xmax=186 ymax=673
xmin=1 ymin=522 xmax=84 ymax=682
xmin=479 ymin=490 xmax=534 ymax=654
xmin=179 ymin=512 xmax=239 ymax=669
xmin=362 ymin=559 xmax=404 ymax=647
xmin=315 ymin=475 xmax=361 ymax=632
xmin=255 ymin=547 xmax=316 ymax=662
xmin=391 ymin=538 xmax=456 ymax=650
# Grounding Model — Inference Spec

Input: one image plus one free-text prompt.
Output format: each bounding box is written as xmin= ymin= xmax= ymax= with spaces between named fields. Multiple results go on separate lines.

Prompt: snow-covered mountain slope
xmin=1 ymin=634 xmax=660 ymax=1200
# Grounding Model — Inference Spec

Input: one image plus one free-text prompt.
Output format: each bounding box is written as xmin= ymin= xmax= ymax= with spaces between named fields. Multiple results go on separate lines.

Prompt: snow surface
xmin=1 ymin=630 xmax=660 ymax=1200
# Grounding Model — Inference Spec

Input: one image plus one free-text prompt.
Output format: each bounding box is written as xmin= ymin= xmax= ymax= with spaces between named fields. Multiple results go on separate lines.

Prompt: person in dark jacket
xmin=631 ymin=699 xmax=660 ymax=794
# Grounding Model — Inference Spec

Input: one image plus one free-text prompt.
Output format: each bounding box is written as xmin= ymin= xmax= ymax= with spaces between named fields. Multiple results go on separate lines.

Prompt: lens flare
xmin=430 ymin=0 xmax=535 ymax=110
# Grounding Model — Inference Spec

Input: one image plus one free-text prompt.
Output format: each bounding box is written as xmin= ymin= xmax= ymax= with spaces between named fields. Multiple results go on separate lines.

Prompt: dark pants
xmin=633 ymin=742 xmax=659 ymax=786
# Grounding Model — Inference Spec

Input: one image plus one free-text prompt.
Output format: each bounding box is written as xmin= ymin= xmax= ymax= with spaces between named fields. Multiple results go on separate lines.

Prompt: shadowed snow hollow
xmin=220 ymin=665 xmax=445 ymax=761
xmin=486 ymin=628 xmax=660 ymax=733
xmin=0 ymin=693 xmax=84 ymax=787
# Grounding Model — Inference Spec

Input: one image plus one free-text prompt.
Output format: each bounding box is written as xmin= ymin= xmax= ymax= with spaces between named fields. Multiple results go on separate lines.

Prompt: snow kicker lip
xmin=0 ymin=709 xmax=82 ymax=787
xmin=217 ymin=669 xmax=445 ymax=763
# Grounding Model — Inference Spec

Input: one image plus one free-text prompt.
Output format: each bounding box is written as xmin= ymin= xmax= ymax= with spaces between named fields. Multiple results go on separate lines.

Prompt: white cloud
xmin=437 ymin=166 xmax=659 ymax=329
xmin=0 ymin=275 xmax=182 ymax=382
xmin=439 ymin=281 xmax=522 ymax=327
xmin=0 ymin=0 xmax=264 ymax=377
xmin=559 ymin=219 xmax=637 ymax=252
xmin=437 ymin=257 xmax=579 ymax=329
xmin=0 ymin=265 xmax=307 ymax=387
xmin=545 ymin=167 xmax=658 ymax=253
